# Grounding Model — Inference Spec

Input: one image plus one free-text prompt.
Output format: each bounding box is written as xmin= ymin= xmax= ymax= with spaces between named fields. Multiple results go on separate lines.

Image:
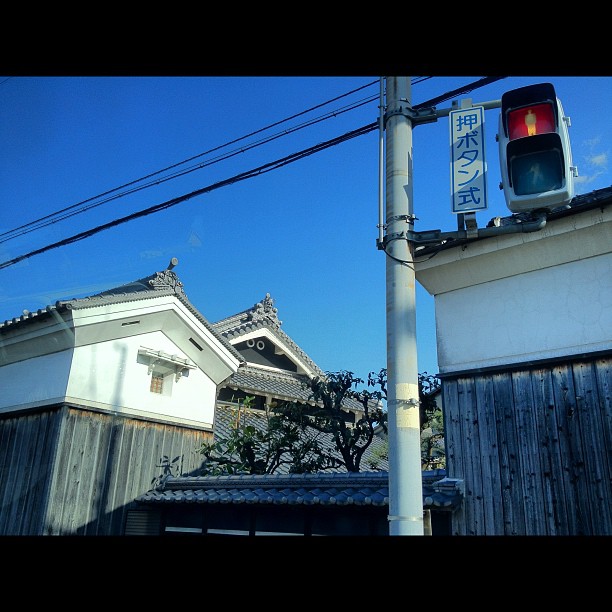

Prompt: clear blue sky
xmin=1 ymin=76 xmax=610 ymax=379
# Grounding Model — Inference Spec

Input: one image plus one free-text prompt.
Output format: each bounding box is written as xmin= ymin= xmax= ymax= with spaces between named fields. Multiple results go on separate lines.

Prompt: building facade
xmin=415 ymin=186 xmax=612 ymax=535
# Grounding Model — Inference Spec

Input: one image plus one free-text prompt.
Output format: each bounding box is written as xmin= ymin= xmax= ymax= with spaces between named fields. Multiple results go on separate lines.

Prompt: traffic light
xmin=498 ymin=82 xmax=577 ymax=213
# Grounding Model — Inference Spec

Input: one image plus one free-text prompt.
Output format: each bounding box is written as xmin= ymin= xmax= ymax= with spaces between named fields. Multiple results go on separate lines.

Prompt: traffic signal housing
xmin=498 ymin=82 xmax=577 ymax=213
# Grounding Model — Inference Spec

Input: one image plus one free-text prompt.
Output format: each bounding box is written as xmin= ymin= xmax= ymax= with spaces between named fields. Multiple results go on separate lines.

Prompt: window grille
xmin=150 ymin=372 xmax=164 ymax=394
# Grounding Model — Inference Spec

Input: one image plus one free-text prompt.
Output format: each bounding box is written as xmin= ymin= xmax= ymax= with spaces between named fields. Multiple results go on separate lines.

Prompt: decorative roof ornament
xmin=248 ymin=293 xmax=281 ymax=328
xmin=148 ymin=270 xmax=185 ymax=296
xmin=148 ymin=258 xmax=186 ymax=297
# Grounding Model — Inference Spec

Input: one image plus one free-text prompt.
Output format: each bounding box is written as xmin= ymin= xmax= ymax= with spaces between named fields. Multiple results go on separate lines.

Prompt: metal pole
xmin=384 ymin=76 xmax=423 ymax=535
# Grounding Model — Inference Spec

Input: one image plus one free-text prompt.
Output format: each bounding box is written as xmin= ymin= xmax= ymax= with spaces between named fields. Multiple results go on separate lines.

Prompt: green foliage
xmin=275 ymin=369 xmax=387 ymax=473
xmin=418 ymin=372 xmax=445 ymax=470
xmin=198 ymin=370 xmax=445 ymax=476
xmin=151 ymin=454 xmax=183 ymax=487
xmin=197 ymin=395 xmax=341 ymax=475
xmin=365 ymin=438 xmax=388 ymax=470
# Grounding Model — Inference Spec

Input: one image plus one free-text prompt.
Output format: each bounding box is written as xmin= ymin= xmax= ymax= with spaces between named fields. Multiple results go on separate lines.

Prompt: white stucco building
xmin=414 ymin=185 xmax=612 ymax=535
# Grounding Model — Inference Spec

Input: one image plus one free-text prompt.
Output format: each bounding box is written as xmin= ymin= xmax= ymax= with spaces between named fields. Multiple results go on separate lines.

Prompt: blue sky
xmin=0 ymin=76 xmax=610 ymax=380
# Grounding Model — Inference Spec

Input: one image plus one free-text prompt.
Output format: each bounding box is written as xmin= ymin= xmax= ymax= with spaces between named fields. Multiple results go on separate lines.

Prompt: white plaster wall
xmin=0 ymin=350 xmax=72 ymax=412
xmin=66 ymin=331 xmax=217 ymax=424
xmin=436 ymin=252 xmax=612 ymax=373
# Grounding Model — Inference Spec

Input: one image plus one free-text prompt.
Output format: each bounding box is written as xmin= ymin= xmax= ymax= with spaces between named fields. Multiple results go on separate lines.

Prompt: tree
xmin=197 ymin=369 xmax=443 ymax=475
xmin=275 ymin=369 xmax=387 ymax=473
xmin=197 ymin=395 xmax=340 ymax=475
xmin=418 ymin=372 xmax=445 ymax=470
xmin=318 ymin=370 xmax=445 ymax=470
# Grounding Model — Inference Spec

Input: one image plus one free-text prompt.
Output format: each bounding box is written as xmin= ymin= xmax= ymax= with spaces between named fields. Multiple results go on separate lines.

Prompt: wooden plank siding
xmin=458 ymin=377 xmax=482 ymax=535
xmin=0 ymin=405 xmax=213 ymax=535
xmin=531 ymin=367 xmax=570 ymax=534
xmin=512 ymin=370 xmax=547 ymax=534
xmin=442 ymin=377 xmax=465 ymax=531
xmin=473 ymin=375 xmax=505 ymax=534
xmin=442 ymin=355 xmax=612 ymax=535
xmin=0 ymin=408 xmax=60 ymax=535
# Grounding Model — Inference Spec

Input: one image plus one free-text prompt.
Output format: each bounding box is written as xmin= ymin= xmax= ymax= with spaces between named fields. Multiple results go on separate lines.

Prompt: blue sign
xmin=450 ymin=106 xmax=488 ymax=213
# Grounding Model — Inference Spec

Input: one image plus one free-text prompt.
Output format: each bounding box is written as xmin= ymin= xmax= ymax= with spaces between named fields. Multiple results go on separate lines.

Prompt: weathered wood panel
xmin=0 ymin=408 xmax=61 ymax=535
xmin=473 ymin=375 xmax=504 ymax=534
xmin=0 ymin=406 xmax=213 ymax=535
xmin=531 ymin=368 xmax=569 ymax=534
xmin=442 ymin=378 xmax=465 ymax=534
xmin=572 ymin=361 xmax=612 ymax=530
xmin=458 ymin=377 xmax=482 ymax=535
xmin=17 ymin=410 xmax=51 ymax=534
xmin=595 ymin=358 xmax=612 ymax=477
xmin=512 ymin=370 xmax=547 ymax=534
xmin=492 ymin=372 xmax=524 ymax=535
xmin=551 ymin=363 xmax=590 ymax=534
xmin=443 ymin=355 xmax=612 ymax=535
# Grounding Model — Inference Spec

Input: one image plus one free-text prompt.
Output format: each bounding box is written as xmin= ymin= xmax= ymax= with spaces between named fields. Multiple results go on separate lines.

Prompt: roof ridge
xmin=162 ymin=471 xmax=390 ymax=490
xmin=239 ymin=364 xmax=310 ymax=381
xmin=214 ymin=293 xmax=281 ymax=329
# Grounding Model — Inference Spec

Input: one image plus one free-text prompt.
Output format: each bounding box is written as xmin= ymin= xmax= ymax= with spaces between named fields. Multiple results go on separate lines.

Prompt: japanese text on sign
xmin=450 ymin=106 xmax=488 ymax=213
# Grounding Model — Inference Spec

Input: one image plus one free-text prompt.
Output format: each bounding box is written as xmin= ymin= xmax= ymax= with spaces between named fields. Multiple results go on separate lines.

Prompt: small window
xmin=150 ymin=372 xmax=164 ymax=394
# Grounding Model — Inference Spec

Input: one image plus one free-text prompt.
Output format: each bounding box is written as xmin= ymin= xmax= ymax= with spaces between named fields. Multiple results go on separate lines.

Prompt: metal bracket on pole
xmin=377 ymin=214 xmax=416 ymax=250
xmin=383 ymin=98 xmax=502 ymax=133
xmin=464 ymin=212 xmax=479 ymax=238
xmin=384 ymin=104 xmax=438 ymax=128
xmin=379 ymin=228 xmax=465 ymax=249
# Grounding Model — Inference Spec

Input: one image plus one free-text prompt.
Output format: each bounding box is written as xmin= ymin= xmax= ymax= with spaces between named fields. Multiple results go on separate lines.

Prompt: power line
xmin=0 ymin=94 xmax=378 ymax=245
xmin=0 ymin=79 xmax=382 ymax=245
xmin=0 ymin=123 xmax=378 ymax=270
xmin=1 ymin=78 xmax=430 ymax=244
xmin=0 ymin=76 xmax=506 ymax=271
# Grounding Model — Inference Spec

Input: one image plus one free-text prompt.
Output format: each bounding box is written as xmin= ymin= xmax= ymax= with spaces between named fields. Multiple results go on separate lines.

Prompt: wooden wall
xmin=0 ymin=406 xmax=212 ymax=535
xmin=442 ymin=355 xmax=612 ymax=535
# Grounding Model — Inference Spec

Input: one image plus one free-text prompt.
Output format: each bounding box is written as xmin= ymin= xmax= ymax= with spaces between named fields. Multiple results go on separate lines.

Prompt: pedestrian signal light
xmin=498 ymin=82 xmax=577 ymax=213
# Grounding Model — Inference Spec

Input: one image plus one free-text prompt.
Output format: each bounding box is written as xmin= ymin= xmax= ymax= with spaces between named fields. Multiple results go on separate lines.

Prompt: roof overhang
xmin=229 ymin=327 xmax=316 ymax=377
xmin=415 ymin=203 xmax=612 ymax=296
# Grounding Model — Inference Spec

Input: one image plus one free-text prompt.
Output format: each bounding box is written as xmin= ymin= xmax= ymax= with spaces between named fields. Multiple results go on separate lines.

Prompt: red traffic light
xmin=498 ymin=82 xmax=576 ymax=213
xmin=507 ymin=102 xmax=556 ymax=140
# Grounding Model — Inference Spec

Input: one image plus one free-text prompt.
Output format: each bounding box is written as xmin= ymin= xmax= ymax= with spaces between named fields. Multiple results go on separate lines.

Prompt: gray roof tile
xmin=0 ymin=265 xmax=244 ymax=364
xmin=224 ymin=365 xmax=315 ymax=402
xmin=136 ymin=470 xmax=462 ymax=510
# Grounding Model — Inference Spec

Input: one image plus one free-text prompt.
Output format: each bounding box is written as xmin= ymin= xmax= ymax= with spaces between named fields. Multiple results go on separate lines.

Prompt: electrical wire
xmin=0 ymin=76 xmax=506 ymax=271
xmin=0 ymin=80 xmax=382 ymax=244
xmin=1 ymin=78 xmax=430 ymax=244
xmin=378 ymin=76 xmax=508 ymax=267
xmin=0 ymin=95 xmax=379 ymax=244
xmin=0 ymin=123 xmax=377 ymax=270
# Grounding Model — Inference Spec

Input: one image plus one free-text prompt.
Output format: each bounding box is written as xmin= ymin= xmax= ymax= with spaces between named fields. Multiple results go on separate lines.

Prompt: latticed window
xmin=150 ymin=372 xmax=164 ymax=394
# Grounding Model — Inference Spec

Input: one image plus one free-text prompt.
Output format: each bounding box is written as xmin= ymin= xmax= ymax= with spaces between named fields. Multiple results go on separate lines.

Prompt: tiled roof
xmin=214 ymin=294 xmax=374 ymax=413
xmin=213 ymin=403 xmax=389 ymax=473
xmin=222 ymin=365 xmax=367 ymax=414
xmin=487 ymin=184 xmax=612 ymax=227
xmin=135 ymin=470 xmax=463 ymax=510
xmin=223 ymin=365 xmax=314 ymax=402
xmin=0 ymin=264 xmax=244 ymax=364
xmin=212 ymin=293 xmax=388 ymax=474
xmin=213 ymin=293 xmax=325 ymax=378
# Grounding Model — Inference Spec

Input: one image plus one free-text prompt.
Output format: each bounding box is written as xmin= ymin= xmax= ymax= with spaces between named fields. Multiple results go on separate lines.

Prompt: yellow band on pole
xmin=387 ymin=515 xmax=423 ymax=522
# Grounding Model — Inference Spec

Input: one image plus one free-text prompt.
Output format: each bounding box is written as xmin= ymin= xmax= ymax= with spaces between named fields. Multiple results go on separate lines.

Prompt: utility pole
xmin=383 ymin=76 xmax=423 ymax=535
